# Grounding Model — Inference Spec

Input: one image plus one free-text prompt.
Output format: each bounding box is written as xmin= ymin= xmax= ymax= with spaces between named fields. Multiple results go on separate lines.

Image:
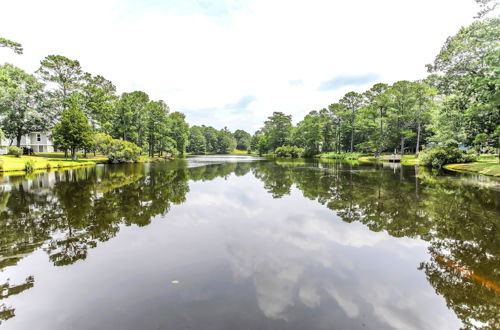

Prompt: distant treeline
xmin=251 ymin=15 xmax=499 ymax=158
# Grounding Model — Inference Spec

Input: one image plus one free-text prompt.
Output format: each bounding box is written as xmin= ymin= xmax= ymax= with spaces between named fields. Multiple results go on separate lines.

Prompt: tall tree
xmin=262 ymin=112 xmax=293 ymax=151
xmin=52 ymin=101 xmax=93 ymax=160
xmin=0 ymin=64 xmax=47 ymax=147
xmin=234 ymin=129 xmax=252 ymax=151
xmin=387 ymin=81 xmax=417 ymax=155
xmin=167 ymin=112 xmax=189 ymax=155
xmin=112 ymin=91 xmax=149 ymax=144
xmin=37 ymin=55 xmax=84 ymax=102
xmin=82 ymin=73 xmax=117 ymax=132
xmin=339 ymin=92 xmax=364 ymax=152
xmin=217 ymin=127 xmax=236 ymax=154
xmin=413 ymin=81 xmax=435 ymax=155
xmin=187 ymin=126 xmax=207 ymax=154
xmin=144 ymin=100 xmax=169 ymax=157
xmin=427 ymin=17 xmax=500 ymax=147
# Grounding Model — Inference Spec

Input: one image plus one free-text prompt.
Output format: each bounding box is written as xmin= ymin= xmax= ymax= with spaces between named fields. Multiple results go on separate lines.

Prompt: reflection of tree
xmin=252 ymin=160 xmax=500 ymax=330
xmin=0 ymin=276 xmax=34 ymax=324
xmin=0 ymin=159 xmax=498 ymax=328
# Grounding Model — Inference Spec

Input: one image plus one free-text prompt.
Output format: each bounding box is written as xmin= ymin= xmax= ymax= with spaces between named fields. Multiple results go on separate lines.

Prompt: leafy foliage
xmin=107 ymin=139 xmax=142 ymax=163
xmin=420 ymin=147 xmax=477 ymax=168
xmin=275 ymin=146 xmax=304 ymax=158
xmin=52 ymin=102 xmax=93 ymax=160
xmin=7 ymin=146 xmax=22 ymax=157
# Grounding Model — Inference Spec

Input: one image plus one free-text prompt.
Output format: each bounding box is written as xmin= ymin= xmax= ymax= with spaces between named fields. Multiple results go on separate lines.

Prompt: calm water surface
xmin=0 ymin=156 xmax=499 ymax=329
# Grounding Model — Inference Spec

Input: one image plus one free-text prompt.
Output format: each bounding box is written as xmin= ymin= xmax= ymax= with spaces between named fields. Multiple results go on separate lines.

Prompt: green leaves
xmin=0 ymin=37 xmax=23 ymax=54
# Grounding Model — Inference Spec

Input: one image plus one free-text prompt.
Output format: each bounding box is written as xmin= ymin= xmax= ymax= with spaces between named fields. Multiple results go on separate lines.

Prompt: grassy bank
xmin=444 ymin=154 xmax=500 ymax=177
xmin=0 ymin=155 xmax=98 ymax=173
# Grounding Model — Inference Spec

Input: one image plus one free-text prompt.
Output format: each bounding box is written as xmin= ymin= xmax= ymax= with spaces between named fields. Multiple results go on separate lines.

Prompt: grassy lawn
xmin=0 ymin=155 xmax=98 ymax=173
xmin=230 ymin=149 xmax=251 ymax=155
xmin=444 ymin=154 xmax=500 ymax=177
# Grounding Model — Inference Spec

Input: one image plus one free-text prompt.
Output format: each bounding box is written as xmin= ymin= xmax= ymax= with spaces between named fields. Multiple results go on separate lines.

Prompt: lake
xmin=0 ymin=155 xmax=499 ymax=329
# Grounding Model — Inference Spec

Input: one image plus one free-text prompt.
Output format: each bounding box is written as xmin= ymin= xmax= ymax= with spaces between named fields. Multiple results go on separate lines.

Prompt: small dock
xmin=382 ymin=155 xmax=402 ymax=162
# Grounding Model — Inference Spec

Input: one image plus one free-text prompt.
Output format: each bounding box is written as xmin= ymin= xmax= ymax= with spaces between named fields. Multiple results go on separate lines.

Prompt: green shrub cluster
xmin=319 ymin=152 xmax=362 ymax=160
xmin=24 ymin=159 xmax=35 ymax=172
xmin=275 ymin=146 xmax=304 ymax=158
xmin=108 ymin=139 xmax=142 ymax=163
xmin=420 ymin=146 xmax=477 ymax=168
xmin=7 ymin=146 xmax=22 ymax=157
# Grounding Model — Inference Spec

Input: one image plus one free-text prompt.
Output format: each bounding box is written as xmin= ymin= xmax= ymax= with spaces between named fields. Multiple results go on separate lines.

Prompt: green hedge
xmin=7 ymin=146 xmax=22 ymax=157
xmin=420 ymin=146 xmax=477 ymax=168
xmin=108 ymin=140 xmax=142 ymax=163
xmin=275 ymin=146 xmax=305 ymax=158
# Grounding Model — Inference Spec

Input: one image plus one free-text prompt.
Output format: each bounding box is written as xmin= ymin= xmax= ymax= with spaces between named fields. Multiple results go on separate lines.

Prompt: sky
xmin=0 ymin=0 xmax=479 ymax=132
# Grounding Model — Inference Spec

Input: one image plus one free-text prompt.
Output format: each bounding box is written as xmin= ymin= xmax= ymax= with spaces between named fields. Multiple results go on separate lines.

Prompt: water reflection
xmin=0 ymin=158 xmax=498 ymax=329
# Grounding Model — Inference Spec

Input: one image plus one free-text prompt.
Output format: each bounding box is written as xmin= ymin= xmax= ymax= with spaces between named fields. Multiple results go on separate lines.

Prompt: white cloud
xmin=0 ymin=0 xmax=478 ymax=131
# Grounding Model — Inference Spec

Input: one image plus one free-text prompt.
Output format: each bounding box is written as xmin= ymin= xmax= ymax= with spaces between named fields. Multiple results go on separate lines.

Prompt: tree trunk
xmin=415 ymin=119 xmax=421 ymax=156
xmin=350 ymin=127 xmax=354 ymax=153
xmin=64 ymin=149 xmax=68 ymax=159
xmin=400 ymin=136 xmax=405 ymax=156
xmin=16 ymin=135 xmax=22 ymax=148
xmin=71 ymin=147 xmax=76 ymax=160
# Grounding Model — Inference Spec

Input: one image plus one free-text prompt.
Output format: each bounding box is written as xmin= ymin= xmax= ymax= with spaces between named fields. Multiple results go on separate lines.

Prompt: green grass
xmin=0 ymin=155 xmax=97 ymax=173
xmin=444 ymin=154 xmax=500 ymax=177
xmin=401 ymin=155 xmax=419 ymax=165
xmin=230 ymin=149 xmax=251 ymax=155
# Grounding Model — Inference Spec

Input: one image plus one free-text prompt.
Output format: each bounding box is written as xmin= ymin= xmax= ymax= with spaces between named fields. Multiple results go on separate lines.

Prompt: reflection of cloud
xmin=168 ymin=173 xmax=461 ymax=329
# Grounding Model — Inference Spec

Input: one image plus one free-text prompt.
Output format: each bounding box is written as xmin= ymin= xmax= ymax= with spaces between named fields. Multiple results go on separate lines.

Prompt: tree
xmin=201 ymin=125 xmax=220 ymax=153
xmin=37 ymin=55 xmax=84 ymax=111
xmin=167 ymin=112 xmax=189 ymax=155
xmin=427 ymin=17 xmax=500 ymax=147
xmin=387 ymin=81 xmax=417 ymax=155
xmin=187 ymin=126 xmax=206 ymax=154
xmin=52 ymin=102 xmax=93 ymax=160
xmin=339 ymin=92 xmax=364 ymax=152
xmin=293 ymin=111 xmax=324 ymax=156
xmin=262 ymin=112 xmax=292 ymax=151
xmin=413 ymin=81 xmax=435 ymax=155
xmin=112 ymin=91 xmax=149 ymax=145
xmin=82 ymin=73 xmax=117 ymax=131
xmin=362 ymin=83 xmax=390 ymax=155
xmin=234 ymin=129 xmax=252 ymax=151
xmin=217 ymin=127 xmax=236 ymax=154
xmin=0 ymin=37 xmax=23 ymax=54
xmin=144 ymin=100 xmax=169 ymax=157
xmin=0 ymin=64 xmax=47 ymax=147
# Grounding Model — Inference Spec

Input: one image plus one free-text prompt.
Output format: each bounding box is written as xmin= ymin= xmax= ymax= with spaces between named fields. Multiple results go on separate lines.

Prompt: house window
xmin=39 ymin=146 xmax=44 ymax=152
xmin=36 ymin=134 xmax=41 ymax=142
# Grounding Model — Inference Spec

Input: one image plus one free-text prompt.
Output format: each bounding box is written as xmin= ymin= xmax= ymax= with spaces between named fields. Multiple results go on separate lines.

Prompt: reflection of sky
xmin=1 ymin=172 xmax=462 ymax=329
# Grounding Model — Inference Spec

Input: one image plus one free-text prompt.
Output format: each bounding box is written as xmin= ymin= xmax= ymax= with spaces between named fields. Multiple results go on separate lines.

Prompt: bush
xmin=7 ymin=146 xmax=22 ymax=157
xmin=275 ymin=146 xmax=305 ymax=158
xmin=318 ymin=152 xmax=362 ymax=160
xmin=24 ymin=159 xmax=35 ymax=172
xmin=108 ymin=140 xmax=142 ymax=163
xmin=420 ymin=146 xmax=477 ymax=168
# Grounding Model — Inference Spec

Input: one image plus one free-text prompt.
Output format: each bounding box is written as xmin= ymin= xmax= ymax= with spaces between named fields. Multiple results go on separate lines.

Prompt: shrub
xmin=108 ymin=140 xmax=142 ymax=163
xmin=24 ymin=159 xmax=35 ymax=172
xmin=318 ymin=152 xmax=362 ymax=160
xmin=420 ymin=146 xmax=477 ymax=168
xmin=275 ymin=146 xmax=305 ymax=158
xmin=7 ymin=146 xmax=22 ymax=157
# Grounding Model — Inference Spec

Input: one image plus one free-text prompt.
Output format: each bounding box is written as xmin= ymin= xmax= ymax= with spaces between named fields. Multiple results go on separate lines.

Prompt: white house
xmin=0 ymin=132 xmax=55 ymax=155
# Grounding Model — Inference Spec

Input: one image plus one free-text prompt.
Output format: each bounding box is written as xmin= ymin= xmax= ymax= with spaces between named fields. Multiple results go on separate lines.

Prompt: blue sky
xmin=0 ymin=0 xmax=478 ymax=132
